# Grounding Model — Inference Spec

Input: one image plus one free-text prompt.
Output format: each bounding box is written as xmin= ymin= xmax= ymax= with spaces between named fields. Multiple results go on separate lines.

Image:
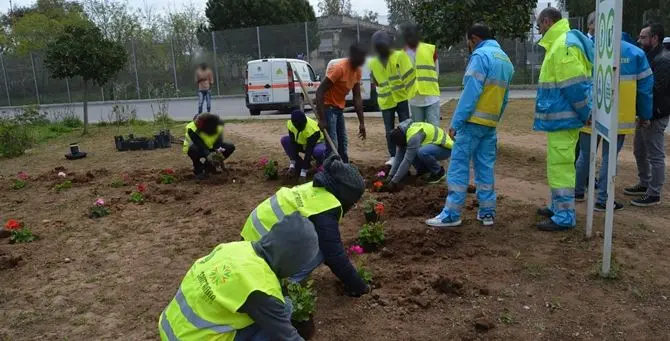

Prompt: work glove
xmin=380 ymin=181 xmax=402 ymax=193
xmin=346 ymin=284 xmax=372 ymax=298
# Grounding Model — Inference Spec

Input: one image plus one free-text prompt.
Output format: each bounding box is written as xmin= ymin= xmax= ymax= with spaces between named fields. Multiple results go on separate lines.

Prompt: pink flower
xmin=349 ymin=245 xmax=364 ymax=255
xmin=376 ymin=170 xmax=386 ymax=178
xmin=95 ymin=198 xmax=105 ymax=207
xmin=136 ymin=184 xmax=147 ymax=193
xmin=258 ymin=157 xmax=269 ymax=167
xmin=17 ymin=172 xmax=28 ymax=181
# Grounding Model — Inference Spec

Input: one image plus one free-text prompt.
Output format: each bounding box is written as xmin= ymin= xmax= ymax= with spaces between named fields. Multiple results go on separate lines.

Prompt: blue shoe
xmin=425 ymin=214 xmax=462 ymax=228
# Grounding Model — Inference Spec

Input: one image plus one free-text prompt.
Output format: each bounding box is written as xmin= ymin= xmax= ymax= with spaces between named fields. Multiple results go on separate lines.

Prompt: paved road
xmin=0 ymin=90 xmax=538 ymax=123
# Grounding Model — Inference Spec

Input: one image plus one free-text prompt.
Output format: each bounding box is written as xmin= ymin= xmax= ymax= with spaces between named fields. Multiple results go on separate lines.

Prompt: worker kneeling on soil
xmin=382 ymin=119 xmax=453 ymax=192
xmin=280 ymin=110 xmax=327 ymax=181
xmin=183 ymin=113 xmax=236 ymax=180
xmin=159 ymin=212 xmax=318 ymax=341
xmin=240 ymin=155 xmax=371 ymax=297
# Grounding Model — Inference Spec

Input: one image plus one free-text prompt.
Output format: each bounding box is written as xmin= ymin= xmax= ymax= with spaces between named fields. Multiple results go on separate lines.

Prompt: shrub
xmin=14 ymin=106 xmax=49 ymax=125
xmin=0 ymin=120 xmax=34 ymax=158
xmin=61 ymin=114 xmax=84 ymax=128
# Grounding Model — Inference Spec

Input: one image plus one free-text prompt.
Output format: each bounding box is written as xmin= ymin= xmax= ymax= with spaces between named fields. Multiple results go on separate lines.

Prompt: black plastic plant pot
xmin=364 ymin=211 xmax=378 ymax=223
xmin=292 ymin=317 xmax=315 ymax=340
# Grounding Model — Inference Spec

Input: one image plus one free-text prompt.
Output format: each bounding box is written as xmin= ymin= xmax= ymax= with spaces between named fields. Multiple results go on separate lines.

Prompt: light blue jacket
xmin=451 ymin=40 xmax=515 ymax=131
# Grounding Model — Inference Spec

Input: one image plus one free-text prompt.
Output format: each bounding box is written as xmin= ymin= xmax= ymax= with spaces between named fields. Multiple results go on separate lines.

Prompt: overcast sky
xmin=0 ymin=0 xmax=389 ymax=16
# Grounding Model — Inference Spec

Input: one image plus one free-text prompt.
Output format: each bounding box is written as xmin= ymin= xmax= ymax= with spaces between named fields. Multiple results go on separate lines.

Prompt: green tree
xmin=205 ymin=0 xmax=316 ymax=30
xmin=83 ymin=0 xmax=143 ymax=43
xmin=318 ymin=0 xmax=353 ymax=16
xmin=360 ymin=10 xmax=380 ymax=24
xmin=386 ymin=0 xmax=415 ymax=27
xmin=45 ymin=24 xmax=127 ymax=133
xmin=413 ymin=0 xmax=536 ymax=47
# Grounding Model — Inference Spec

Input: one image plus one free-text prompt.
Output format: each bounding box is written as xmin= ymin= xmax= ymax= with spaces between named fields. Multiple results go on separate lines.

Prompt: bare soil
xmin=1 ymin=100 xmax=670 ymax=340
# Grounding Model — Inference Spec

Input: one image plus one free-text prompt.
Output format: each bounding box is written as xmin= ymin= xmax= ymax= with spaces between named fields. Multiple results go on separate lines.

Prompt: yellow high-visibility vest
xmin=287 ymin=117 xmax=323 ymax=146
xmin=369 ymin=50 xmax=416 ymax=110
xmin=240 ymin=182 xmax=342 ymax=241
xmin=182 ymin=121 xmax=223 ymax=154
xmin=159 ymin=241 xmax=284 ymax=341
xmin=414 ymin=43 xmax=440 ymax=96
xmin=406 ymin=122 xmax=453 ymax=149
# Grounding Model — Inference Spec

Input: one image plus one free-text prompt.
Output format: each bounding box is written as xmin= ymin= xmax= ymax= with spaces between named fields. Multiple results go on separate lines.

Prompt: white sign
xmin=594 ymin=0 xmax=621 ymax=142
xmin=586 ymin=0 xmax=623 ymax=278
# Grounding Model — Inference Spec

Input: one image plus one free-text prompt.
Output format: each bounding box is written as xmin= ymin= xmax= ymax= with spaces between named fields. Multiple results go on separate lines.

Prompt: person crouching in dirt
xmin=281 ymin=110 xmax=327 ymax=182
xmin=183 ymin=113 xmax=236 ymax=180
xmin=381 ymin=119 xmax=453 ymax=192
xmin=159 ymin=212 xmax=318 ymax=341
xmin=240 ymin=154 xmax=371 ymax=298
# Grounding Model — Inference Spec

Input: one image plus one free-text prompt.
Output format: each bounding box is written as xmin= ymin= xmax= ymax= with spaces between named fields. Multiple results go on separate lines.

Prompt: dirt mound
xmin=377 ymin=185 xmax=448 ymax=218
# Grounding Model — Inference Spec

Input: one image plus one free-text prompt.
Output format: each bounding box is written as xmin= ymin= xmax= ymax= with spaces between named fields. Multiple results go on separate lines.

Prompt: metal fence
xmin=0 ymin=16 xmax=587 ymax=108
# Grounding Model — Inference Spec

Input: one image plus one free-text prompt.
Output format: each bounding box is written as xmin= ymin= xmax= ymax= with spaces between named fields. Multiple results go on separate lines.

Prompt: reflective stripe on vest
xmin=240 ymin=182 xmax=342 ymax=241
xmin=287 ymin=117 xmax=323 ymax=145
xmin=414 ymin=43 xmax=440 ymax=96
xmin=369 ymin=51 xmax=413 ymax=110
xmin=159 ymin=242 xmax=283 ymax=341
xmin=406 ymin=122 xmax=453 ymax=149
xmin=182 ymin=121 xmax=223 ymax=153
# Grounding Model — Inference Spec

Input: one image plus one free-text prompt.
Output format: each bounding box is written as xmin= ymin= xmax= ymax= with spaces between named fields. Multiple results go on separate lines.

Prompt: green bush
xmin=0 ymin=121 xmax=34 ymax=158
xmin=61 ymin=114 xmax=84 ymax=128
xmin=13 ymin=105 xmax=49 ymax=126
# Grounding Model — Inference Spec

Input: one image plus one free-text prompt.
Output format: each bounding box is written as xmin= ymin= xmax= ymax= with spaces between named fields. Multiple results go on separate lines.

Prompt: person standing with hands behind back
xmin=315 ymin=44 xmax=368 ymax=163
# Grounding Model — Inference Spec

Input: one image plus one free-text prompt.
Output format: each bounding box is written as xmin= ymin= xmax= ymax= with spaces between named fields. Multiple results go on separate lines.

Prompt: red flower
xmin=136 ymin=184 xmax=147 ymax=193
xmin=17 ymin=172 xmax=28 ymax=181
xmin=374 ymin=202 xmax=384 ymax=215
xmin=163 ymin=168 xmax=175 ymax=175
xmin=5 ymin=219 xmax=21 ymax=230
xmin=373 ymin=181 xmax=383 ymax=190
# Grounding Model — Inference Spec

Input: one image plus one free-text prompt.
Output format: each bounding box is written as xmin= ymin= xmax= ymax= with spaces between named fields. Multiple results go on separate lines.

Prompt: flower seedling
xmin=372 ymin=181 xmax=383 ymax=192
xmin=89 ymin=198 xmax=110 ymax=218
xmin=54 ymin=180 xmax=73 ymax=192
xmin=348 ymin=244 xmax=373 ymax=284
xmin=129 ymin=184 xmax=147 ymax=203
xmin=358 ymin=221 xmax=385 ymax=251
xmin=11 ymin=172 xmax=28 ymax=190
xmin=285 ymin=280 xmax=317 ymax=322
xmin=362 ymin=197 xmax=383 ymax=223
xmin=5 ymin=219 xmax=35 ymax=244
xmin=160 ymin=168 xmax=176 ymax=184
xmin=259 ymin=157 xmax=279 ymax=180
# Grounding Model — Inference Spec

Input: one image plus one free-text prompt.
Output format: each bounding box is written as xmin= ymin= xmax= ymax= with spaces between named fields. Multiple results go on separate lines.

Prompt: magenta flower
xmin=376 ymin=170 xmax=386 ymax=178
xmin=258 ymin=157 xmax=269 ymax=167
xmin=349 ymin=245 xmax=364 ymax=255
xmin=95 ymin=198 xmax=105 ymax=207
xmin=17 ymin=172 xmax=28 ymax=181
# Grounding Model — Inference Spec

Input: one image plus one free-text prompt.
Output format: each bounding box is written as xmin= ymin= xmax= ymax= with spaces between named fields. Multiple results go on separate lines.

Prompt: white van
xmin=245 ymin=58 xmax=320 ymax=115
xmin=326 ymin=58 xmax=378 ymax=112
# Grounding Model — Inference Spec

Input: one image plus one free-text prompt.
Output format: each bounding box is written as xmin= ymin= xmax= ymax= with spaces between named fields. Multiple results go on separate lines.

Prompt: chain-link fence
xmin=0 ymin=16 xmax=589 ymax=108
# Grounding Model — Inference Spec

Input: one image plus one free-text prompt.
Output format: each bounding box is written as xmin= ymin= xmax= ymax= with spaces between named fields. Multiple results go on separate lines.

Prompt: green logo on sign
xmin=606 ymin=9 xmax=615 ymax=58
xmin=598 ymin=13 xmax=607 ymax=57
xmin=604 ymin=65 xmax=613 ymax=114
xmin=596 ymin=65 xmax=604 ymax=109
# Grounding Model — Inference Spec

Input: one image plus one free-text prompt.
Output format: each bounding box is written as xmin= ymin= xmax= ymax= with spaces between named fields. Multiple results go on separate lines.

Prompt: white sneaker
xmin=477 ymin=214 xmax=495 ymax=227
xmin=425 ymin=215 xmax=462 ymax=228
xmin=385 ymin=157 xmax=395 ymax=166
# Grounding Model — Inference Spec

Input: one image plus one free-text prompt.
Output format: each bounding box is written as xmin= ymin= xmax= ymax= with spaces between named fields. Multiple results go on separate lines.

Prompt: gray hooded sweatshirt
xmin=235 ymin=212 xmax=320 ymax=341
xmin=389 ymin=119 xmax=426 ymax=183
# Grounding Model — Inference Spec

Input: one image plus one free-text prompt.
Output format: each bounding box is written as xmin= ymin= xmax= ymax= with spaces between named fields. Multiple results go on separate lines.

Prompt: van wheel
xmin=249 ymin=109 xmax=261 ymax=116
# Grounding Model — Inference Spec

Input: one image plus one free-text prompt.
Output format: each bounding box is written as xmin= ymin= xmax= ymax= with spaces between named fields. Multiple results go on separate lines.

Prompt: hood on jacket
xmin=313 ymin=154 xmax=365 ymax=213
xmin=252 ymin=212 xmax=319 ymax=279
xmin=539 ymin=18 xmax=571 ymax=51
xmin=566 ymin=28 xmax=594 ymax=64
